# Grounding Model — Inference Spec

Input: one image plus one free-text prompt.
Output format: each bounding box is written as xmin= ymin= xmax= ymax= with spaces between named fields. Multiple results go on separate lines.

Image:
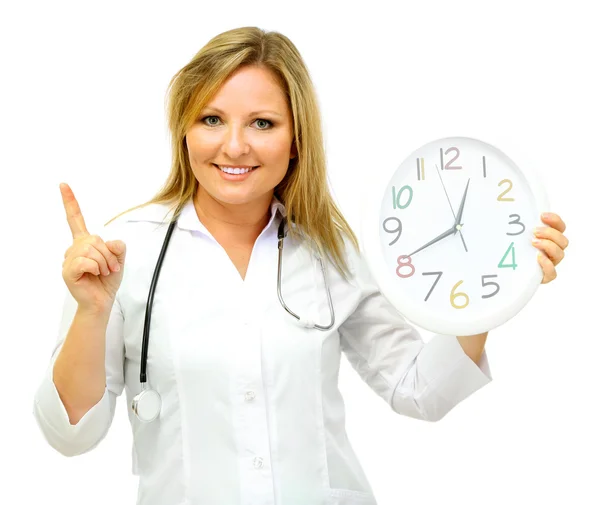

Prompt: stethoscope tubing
xmin=133 ymin=217 xmax=334 ymax=422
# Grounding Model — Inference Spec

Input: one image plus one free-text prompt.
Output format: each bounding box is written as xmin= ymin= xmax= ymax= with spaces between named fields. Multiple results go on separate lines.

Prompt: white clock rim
xmin=359 ymin=135 xmax=551 ymax=336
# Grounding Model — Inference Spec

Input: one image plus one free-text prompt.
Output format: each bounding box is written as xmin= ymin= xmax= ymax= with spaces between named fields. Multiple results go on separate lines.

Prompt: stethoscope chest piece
xmin=131 ymin=387 xmax=161 ymax=423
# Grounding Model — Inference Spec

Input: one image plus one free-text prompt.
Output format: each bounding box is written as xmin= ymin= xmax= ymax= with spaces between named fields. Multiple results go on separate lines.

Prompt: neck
xmin=194 ymin=187 xmax=273 ymax=244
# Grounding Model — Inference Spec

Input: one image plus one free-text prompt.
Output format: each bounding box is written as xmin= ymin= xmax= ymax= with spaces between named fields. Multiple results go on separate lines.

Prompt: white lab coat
xmin=33 ymin=196 xmax=492 ymax=505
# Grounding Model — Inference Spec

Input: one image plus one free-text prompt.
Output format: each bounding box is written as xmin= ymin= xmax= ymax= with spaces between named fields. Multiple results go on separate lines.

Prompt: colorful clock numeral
xmin=440 ymin=147 xmax=462 ymax=170
xmin=392 ymin=185 xmax=413 ymax=209
xmin=498 ymin=242 xmax=517 ymax=270
xmin=450 ymin=280 xmax=470 ymax=309
xmin=396 ymin=255 xmax=415 ymax=278
xmin=497 ymin=179 xmax=515 ymax=201
xmin=382 ymin=217 xmax=403 ymax=246
xmin=507 ymin=214 xmax=525 ymax=235
xmin=416 ymin=158 xmax=425 ymax=180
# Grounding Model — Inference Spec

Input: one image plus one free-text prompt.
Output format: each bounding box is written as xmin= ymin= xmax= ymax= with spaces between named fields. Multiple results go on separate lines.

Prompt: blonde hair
xmin=105 ymin=26 xmax=359 ymax=280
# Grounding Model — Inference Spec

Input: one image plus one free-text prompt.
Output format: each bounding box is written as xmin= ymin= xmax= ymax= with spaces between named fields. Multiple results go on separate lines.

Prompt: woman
xmin=33 ymin=26 xmax=569 ymax=505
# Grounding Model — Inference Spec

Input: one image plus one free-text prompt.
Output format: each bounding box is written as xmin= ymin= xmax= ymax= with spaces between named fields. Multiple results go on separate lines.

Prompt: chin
xmin=203 ymin=188 xmax=258 ymax=206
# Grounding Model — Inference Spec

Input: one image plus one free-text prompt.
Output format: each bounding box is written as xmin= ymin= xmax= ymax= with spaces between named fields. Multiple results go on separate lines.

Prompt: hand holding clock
xmin=408 ymin=165 xmax=567 ymax=285
xmin=365 ymin=137 xmax=570 ymax=336
xmin=435 ymin=163 xmax=569 ymax=286
xmin=532 ymin=212 xmax=568 ymax=284
xmin=404 ymin=202 xmax=568 ymax=284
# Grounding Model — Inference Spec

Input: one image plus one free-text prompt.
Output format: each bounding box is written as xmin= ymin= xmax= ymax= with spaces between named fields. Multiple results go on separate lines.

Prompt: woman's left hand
xmin=532 ymin=212 xmax=569 ymax=284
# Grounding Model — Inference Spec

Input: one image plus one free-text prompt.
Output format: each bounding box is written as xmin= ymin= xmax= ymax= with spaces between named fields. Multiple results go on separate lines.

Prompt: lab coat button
xmin=253 ymin=456 xmax=263 ymax=468
xmin=245 ymin=391 xmax=256 ymax=402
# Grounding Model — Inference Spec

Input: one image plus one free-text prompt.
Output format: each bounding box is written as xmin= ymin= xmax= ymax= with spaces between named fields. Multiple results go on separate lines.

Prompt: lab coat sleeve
xmin=33 ymin=288 xmax=125 ymax=456
xmin=338 ymin=248 xmax=492 ymax=422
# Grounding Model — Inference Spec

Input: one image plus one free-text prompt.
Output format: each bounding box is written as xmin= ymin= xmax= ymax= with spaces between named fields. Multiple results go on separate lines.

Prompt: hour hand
xmin=454 ymin=178 xmax=470 ymax=233
xmin=406 ymin=225 xmax=455 ymax=258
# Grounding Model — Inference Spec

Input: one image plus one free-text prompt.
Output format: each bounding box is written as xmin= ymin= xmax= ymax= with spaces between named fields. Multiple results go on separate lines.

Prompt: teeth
xmin=219 ymin=166 xmax=253 ymax=174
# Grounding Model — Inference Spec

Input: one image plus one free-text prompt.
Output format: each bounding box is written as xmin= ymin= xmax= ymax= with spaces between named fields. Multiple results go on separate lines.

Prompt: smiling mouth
xmin=213 ymin=164 xmax=259 ymax=174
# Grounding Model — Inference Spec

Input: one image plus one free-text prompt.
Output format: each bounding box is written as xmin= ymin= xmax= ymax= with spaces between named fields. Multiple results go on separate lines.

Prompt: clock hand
xmin=435 ymin=164 xmax=458 ymax=220
xmin=435 ymin=164 xmax=469 ymax=252
xmin=457 ymin=225 xmax=468 ymax=252
xmin=453 ymin=178 xmax=470 ymax=232
xmin=453 ymin=178 xmax=470 ymax=251
xmin=405 ymin=225 xmax=456 ymax=258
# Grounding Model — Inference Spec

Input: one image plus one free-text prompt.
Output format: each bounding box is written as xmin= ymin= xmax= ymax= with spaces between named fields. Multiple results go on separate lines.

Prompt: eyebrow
xmin=202 ymin=106 xmax=284 ymax=118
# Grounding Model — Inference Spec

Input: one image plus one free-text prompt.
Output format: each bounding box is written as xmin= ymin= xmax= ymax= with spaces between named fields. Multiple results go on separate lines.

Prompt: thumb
xmin=106 ymin=240 xmax=127 ymax=265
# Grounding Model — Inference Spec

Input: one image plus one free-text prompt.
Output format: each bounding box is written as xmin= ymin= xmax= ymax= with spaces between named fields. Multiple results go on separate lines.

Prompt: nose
xmin=222 ymin=123 xmax=250 ymax=158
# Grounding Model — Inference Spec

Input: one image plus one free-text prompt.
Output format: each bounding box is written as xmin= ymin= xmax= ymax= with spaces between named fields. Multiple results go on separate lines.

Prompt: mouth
xmin=213 ymin=164 xmax=259 ymax=175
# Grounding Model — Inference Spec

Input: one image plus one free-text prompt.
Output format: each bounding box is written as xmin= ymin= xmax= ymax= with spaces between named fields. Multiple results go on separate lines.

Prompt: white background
xmin=1 ymin=1 xmax=598 ymax=504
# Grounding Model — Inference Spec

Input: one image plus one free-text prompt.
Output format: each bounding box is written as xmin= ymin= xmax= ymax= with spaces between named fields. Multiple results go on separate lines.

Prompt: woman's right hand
xmin=60 ymin=183 xmax=127 ymax=314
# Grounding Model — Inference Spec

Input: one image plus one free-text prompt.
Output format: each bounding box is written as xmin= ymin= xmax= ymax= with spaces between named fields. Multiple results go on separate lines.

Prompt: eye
xmin=254 ymin=118 xmax=273 ymax=130
xmin=199 ymin=116 xmax=274 ymax=130
xmin=201 ymin=115 xmax=221 ymax=126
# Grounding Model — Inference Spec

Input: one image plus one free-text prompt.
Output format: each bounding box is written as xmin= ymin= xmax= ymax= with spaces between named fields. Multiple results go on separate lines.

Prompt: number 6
xmin=450 ymin=280 xmax=469 ymax=309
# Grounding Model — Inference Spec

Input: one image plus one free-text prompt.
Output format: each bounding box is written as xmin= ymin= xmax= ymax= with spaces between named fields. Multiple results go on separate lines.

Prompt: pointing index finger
xmin=60 ymin=183 xmax=89 ymax=238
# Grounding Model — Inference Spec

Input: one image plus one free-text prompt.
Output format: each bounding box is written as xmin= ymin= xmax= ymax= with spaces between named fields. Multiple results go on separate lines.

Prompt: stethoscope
xmin=131 ymin=217 xmax=336 ymax=422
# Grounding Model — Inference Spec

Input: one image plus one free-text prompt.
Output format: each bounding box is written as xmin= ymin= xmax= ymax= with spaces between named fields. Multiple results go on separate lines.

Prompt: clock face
xmin=362 ymin=136 xmax=549 ymax=336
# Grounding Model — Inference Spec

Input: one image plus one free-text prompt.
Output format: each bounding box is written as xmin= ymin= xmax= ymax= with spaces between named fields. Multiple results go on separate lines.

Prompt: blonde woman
xmin=33 ymin=26 xmax=569 ymax=505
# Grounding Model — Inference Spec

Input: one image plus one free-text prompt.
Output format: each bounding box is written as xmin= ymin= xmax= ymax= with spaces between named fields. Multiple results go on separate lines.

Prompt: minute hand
xmin=405 ymin=226 xmax=456 ymax=258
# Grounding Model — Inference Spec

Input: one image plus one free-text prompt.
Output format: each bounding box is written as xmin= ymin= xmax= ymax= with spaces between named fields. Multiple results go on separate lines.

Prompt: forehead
xmin=206 ymin=66 xmax=288 ymax=112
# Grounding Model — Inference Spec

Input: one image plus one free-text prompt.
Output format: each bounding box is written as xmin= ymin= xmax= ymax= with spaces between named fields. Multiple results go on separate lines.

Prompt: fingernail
xmin=534 ymin=227 xmax=544 ymax=236
xmin=542 ymin=212 xmax=552 ymax=219
xmin=114 ymin=264 xmax=120 ymax=272
xmin=532 ymin=238 xmax=541 ymax=244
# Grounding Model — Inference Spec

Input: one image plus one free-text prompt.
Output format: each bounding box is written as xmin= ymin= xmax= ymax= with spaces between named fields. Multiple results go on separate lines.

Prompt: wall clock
xmin=360 ymin=136 xmax=550 ymax=336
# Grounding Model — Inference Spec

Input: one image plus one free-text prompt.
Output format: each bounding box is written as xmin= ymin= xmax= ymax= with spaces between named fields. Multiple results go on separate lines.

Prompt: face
xmin=185 ymin=65 xmax=297 ymax=212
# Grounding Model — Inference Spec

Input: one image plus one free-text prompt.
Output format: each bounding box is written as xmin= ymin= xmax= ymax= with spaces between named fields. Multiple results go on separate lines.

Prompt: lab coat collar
xmin=124 ymin=195 xmax=288 ymax=234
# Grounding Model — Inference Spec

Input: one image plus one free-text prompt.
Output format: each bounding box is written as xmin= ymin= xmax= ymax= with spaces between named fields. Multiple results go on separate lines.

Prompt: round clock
xmin=360 ymin=136 xmax=550 ymax=336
